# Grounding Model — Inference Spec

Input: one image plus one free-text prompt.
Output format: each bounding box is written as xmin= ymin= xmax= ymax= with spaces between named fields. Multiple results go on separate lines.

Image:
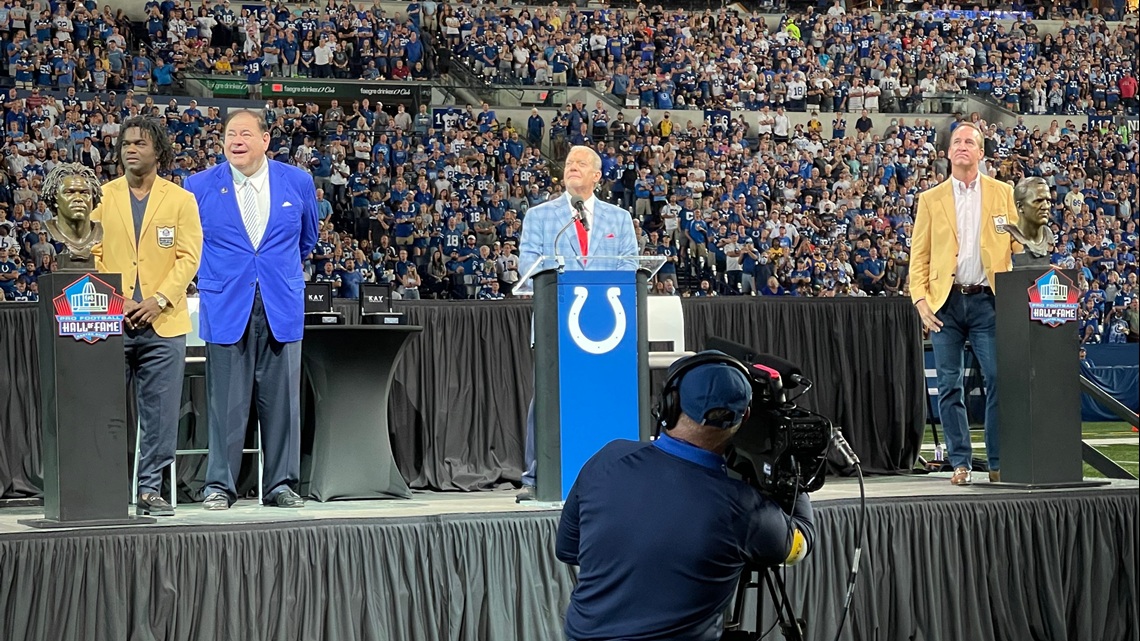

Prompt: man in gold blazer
xmin=92 ymin=116 xmax=202 ymax=515
xmin=910 ymin=122 xmax=1020 ymax=486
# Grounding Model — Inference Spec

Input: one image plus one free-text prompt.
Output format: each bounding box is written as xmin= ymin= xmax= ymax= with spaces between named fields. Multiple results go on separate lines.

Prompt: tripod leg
xmin=763 ymin=568 xmax=806 ymax=641
xmin=756 ymin=568 xmax=762 ymax=641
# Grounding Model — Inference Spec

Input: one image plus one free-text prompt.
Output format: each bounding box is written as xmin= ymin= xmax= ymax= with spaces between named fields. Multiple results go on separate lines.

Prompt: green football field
xmin=919 ymin=421 xmax=1139 ymax=478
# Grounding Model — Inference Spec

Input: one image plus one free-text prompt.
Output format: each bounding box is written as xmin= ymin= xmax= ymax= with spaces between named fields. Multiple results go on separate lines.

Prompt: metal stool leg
xmin=131 ymin=419 xmax=141 ymax=504
xmin=172 ymin=355 xmax=207 ymax=506
xmin=257 ymin=422 xmax=264 ymax=505
xmin=170 ymin=456 xmax=177 ymax=509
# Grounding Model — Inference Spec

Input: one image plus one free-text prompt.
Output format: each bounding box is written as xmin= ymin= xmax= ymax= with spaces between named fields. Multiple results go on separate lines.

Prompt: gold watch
xmin=154 ymin=293 xmax=169 ymax=310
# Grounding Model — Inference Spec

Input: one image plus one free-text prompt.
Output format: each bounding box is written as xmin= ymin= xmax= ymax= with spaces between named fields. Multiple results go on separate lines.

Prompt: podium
xmin=21 ymin=272 xmax=150 ymax=527
xmin=995 ymin=266 xmax=1105 ymax=488
xmin=516 ymin=255 xmax=663 ymax=502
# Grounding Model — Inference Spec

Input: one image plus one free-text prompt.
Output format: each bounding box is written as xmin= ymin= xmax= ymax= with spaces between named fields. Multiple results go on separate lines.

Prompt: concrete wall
xmin=452 ymin=99 xmax=1099 ymax=163
xmin=468 ymin=103 xmax=959 ymax=150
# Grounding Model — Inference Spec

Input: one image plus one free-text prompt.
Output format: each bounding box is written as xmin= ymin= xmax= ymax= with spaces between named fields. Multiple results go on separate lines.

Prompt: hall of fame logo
xmin=1027 ymin=269 xmax=1079 ymax=326
xmin=52 ymin=274 xmax=126 ymax=343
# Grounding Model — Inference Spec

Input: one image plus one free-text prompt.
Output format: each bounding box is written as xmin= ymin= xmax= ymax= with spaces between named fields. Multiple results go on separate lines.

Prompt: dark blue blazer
xmin=185 ymin=160 xmax=319 ymax=344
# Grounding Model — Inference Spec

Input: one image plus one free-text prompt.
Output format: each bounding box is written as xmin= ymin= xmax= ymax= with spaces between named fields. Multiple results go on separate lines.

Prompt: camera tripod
xmin=722 ymin=564 xmax=805 ymax=641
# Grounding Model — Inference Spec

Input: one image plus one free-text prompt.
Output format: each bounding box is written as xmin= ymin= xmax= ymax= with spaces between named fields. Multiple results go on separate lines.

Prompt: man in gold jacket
xmin=92 ymin=116 xmax=202 ymax=515
xmin=910 ymin=122 xmax=1019 ymax=486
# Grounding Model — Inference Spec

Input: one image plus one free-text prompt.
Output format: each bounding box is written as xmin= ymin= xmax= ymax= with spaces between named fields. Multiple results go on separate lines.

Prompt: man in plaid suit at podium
xmin=516 ymin=145 xmax=638 ymax=500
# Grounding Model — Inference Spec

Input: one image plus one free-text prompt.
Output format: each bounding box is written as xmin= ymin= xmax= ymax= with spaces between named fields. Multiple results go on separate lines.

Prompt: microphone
xmin=831 ymin=427 xmax=861 ymax=468
xmin=553 ymin=196 xmax=587 ymax=265
xmin=570 ymin=195 xmax=589 ymax=231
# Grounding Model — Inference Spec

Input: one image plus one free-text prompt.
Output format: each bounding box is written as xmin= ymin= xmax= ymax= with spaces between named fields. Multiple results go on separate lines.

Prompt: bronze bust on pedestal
xmin=1003 ymin=176 xmax=1055 ymax=267
xmin=42 ymin=163 xmax=104 ymax=272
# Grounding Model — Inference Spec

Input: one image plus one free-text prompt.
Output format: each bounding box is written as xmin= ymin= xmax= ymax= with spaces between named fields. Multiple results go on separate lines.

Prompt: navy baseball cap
xmin=678 ymin=353 xmax=753 ymax=428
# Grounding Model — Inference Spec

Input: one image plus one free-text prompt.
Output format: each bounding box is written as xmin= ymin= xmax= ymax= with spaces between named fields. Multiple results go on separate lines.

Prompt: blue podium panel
xmin=557 ymin=271 xmax=640 ymax=500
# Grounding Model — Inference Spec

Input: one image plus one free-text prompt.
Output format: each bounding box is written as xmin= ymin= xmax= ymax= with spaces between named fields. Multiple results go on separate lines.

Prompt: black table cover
xmin=302 ymin=325 xmax=421 ymax=501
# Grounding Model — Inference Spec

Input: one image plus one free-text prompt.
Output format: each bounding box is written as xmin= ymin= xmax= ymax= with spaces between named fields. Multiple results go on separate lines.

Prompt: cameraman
xmin=556 ymin=353 xmax=816 ymax=641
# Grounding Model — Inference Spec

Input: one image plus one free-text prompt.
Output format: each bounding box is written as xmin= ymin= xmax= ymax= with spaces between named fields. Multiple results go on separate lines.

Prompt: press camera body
xmin=703 ymin=338 xmax=832 ymax=511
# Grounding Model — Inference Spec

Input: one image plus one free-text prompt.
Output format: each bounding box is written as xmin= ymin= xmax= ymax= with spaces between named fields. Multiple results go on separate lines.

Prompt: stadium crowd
xmin=0 ymin=1 xmax=1135 ymax=341
xmin=454 ymin=2 xmax=1137 ymax=117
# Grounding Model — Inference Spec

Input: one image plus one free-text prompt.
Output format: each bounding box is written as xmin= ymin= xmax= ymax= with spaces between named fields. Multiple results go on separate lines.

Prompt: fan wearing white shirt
xmin=757 ymin=106 xmax=774 ymax=136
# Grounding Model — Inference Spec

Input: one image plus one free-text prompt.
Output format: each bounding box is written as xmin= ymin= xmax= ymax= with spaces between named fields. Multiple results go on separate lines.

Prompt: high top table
xmin=301 ymin=325 xmax=422 ymax=501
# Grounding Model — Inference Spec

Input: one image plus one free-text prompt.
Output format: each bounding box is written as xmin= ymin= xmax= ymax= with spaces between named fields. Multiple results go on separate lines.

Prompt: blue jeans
xmin=930 ymin=290 xmax=1000 ymax=471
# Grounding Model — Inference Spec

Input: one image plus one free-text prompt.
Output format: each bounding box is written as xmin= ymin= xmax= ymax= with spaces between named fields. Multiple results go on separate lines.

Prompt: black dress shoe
xmin=516 ymin=485 xmax=535 ymax=503
xmin=267 ymin=488 xmax=305 ymax=508
xmin=137 ymin=493 xmax=174 ymax=516
xmin=202 ymin=492 xmax=230 ymax=510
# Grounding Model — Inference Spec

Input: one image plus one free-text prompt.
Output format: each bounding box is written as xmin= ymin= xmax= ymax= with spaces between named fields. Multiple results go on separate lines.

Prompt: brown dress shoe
xmin=989 ymin=470 xmax=1001 ymax=483
xmin=951 ymin=467 xmax=973 ymax=485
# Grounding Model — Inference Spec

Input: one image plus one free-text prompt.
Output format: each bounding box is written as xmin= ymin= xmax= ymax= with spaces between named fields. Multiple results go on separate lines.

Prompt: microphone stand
xmin=554 ymin=198 xmax=589 ymax=271
xmin=552 ymin=216 xmax=579 ymax=272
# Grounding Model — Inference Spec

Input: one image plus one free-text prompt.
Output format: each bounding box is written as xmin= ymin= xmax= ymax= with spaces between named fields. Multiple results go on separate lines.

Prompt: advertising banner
xmin=262 ymin=79 xmax=429 ymax=110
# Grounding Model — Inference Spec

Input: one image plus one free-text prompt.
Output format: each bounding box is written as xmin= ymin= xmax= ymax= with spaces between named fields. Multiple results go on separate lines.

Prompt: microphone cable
xmin=832 ymin=450 xmax=866 ymax=641
xmin=792 ymin=408 xmax=868 ymax=641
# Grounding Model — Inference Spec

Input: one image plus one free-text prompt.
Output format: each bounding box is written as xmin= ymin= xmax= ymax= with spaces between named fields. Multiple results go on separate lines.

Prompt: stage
xmin=0 ymin=476 xmax=1135 ymax=641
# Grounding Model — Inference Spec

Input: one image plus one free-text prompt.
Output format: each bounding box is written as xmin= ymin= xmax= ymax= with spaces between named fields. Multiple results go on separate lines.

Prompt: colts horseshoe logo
xmin=568 ymin=286 xmax=626 ymax=354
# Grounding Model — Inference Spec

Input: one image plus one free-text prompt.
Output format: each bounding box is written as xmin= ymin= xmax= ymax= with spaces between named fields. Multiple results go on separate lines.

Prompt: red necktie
xmin=575 ymin=218 xmax=588 ymax=256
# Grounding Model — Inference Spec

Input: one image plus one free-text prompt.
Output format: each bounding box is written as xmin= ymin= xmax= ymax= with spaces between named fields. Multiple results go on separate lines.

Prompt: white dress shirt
xmin=232 ymin=158 xmax=271 ymax=249
xmin=566 ymin=192 xmax=595 ymax=251
xmin=952 ymin=174 xmax=986 ymax=286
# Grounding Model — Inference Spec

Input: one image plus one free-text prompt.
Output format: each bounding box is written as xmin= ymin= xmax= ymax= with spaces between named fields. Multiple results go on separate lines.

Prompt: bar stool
xmin=130 ymin=299 xmax=265 ymax=507
xmin=130 ymin=414 xmax=264 ymax=506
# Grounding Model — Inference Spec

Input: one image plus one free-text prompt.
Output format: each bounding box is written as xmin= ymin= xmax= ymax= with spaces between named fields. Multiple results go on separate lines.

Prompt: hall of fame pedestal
xmin=19 ymin=272 xmax=153 ymax=528
xmin=992 ymin=262 xmax=1108 ymax=489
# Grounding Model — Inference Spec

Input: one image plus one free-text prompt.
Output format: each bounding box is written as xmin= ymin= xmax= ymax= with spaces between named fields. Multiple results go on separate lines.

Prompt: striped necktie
xmin=240 ymin=180 xmax=262 ymax=248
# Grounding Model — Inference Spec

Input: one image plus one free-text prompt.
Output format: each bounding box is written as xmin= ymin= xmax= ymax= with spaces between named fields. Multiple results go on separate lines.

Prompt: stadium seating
xmin=0 ymin=1 xmax=1135 ymax=343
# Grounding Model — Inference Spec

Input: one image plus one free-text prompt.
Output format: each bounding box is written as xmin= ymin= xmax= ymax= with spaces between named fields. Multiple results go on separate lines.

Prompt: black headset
xmin=653 ymin=350 xmax=753 ymax=436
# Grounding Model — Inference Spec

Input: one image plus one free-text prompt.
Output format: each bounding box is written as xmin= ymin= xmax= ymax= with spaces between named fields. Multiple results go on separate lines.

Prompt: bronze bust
xmin=42 ymin=163 xmax=103 ymax=271
xmin=1003 ymin=176 xmax=1055 ymax=264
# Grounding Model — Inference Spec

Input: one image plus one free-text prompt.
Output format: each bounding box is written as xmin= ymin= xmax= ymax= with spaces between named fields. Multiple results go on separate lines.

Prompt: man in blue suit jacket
xmin=185 ymin=110 xmax=319 ymax=509
xmin=517 ymin=145 xmax=638 ymax=499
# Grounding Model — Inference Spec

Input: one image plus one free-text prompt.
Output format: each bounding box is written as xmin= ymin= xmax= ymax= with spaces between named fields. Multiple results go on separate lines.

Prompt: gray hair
xmin=567 ymin=145 xmax=602 ymax=172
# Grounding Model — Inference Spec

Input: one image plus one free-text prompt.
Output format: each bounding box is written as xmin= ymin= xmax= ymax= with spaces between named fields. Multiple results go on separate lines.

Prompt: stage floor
xmin=1 ymin=473 xmax=1135 ymax=536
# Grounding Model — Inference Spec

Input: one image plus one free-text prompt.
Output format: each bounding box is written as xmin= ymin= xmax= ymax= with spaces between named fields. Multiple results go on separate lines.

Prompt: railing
xmin=961 ymin=88 xmax=1032 ymax=117
xmin=447 ymin=58 xmax=569 ymax=166
xmin=607 ymin=0 xmax=733 ymax=9
xmin=1079 ymin=375 xmax=1138 ymax=480
xmin=448 ymin=57 xmax=571 ymax=108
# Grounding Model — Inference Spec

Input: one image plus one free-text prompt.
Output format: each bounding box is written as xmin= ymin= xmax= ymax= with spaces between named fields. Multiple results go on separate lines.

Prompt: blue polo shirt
xmin=862 ymin=257 xmax=884 ymax=285
xmin=556 ymin=434 xmax=815 ymax=641
xmin=338 ymin=268 xmax=363 ymax=299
